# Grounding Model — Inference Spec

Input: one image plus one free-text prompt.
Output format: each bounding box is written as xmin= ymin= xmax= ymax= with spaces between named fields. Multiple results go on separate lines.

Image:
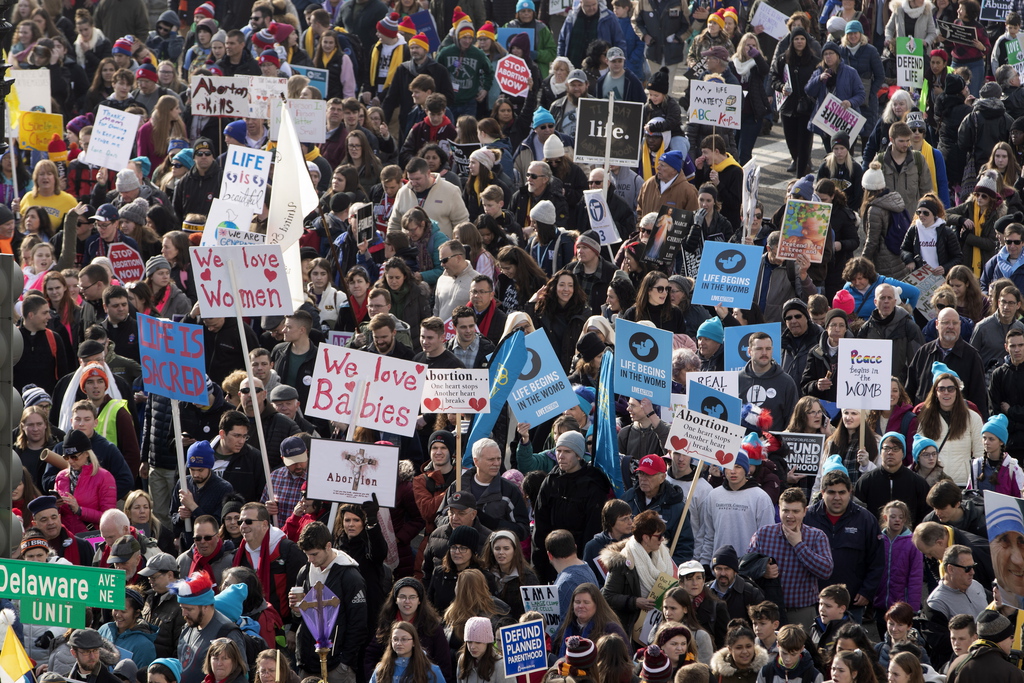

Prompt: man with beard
xmin=175 ymin=573 xmax=247 ymax=683
xmin=238 ymin=377 xmax=300 ymax=471
xmin=171 ymin=441 xmax=235 ymax=539
xmin=905 ymin=307 xmax=988 ymax=417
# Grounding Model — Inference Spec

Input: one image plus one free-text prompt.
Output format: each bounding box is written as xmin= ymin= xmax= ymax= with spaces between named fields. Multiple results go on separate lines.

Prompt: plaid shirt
xmin=748 ymin=523 xmax=834 ymax=610
xmin=261 ymin=466 xmax=306 ymax=520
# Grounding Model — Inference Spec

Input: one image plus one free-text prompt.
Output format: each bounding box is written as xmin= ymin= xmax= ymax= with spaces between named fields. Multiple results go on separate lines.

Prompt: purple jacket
xmin=875 ymin=528 xmax=923 ymax=612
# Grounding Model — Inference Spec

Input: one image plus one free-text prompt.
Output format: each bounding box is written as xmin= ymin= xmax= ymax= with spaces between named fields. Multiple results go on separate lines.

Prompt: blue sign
xmin=411 ymin=11 xmax=442 ymax=52
xmin=138 ymin=314 xmax=209 ymax=404
xmin=463 ymin=330 xmax=527 ymax=467
xmin=498 ymin=620 xmax=548 ymax=677
xmin=687 ymin=380 xmax=741 ymax=425
xmin=691 ymin=241 xmax=764 ymax=309
xmin=497 ymin=27 xmax=535 ymax=51
xmin=290 ymin=65 xmax=328 ymax=99
xmin=508 ymin=331 xmax=577 ymax=424
xmin=724 ymin=323 xmax=782 ymax=372
xmin=614 ymin=318 xmax=672 ymax=406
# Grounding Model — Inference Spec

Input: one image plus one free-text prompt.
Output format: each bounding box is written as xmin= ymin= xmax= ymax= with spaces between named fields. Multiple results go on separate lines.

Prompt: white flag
xmin=267 ymin=103 xmax=319 ymax=249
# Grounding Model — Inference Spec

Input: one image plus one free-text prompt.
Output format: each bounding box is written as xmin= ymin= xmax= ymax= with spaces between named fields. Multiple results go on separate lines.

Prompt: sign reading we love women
xmin=189 ymin=245 xmax=293 ymax=317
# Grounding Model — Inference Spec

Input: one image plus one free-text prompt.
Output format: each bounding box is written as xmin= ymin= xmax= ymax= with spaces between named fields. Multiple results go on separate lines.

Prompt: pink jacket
xmin=55 ymin=465 xmax=117 ymax=534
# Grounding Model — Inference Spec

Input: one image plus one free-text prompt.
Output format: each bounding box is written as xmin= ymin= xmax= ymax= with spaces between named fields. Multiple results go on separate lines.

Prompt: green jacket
xmin=435 ymin=44 xmax=494 ymax=106
xmin=504 ymin=19 xmax=557 ymax=78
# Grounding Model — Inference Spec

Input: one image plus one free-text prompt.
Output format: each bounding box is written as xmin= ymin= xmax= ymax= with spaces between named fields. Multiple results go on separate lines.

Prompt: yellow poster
xmin=18 ymin=112 xmax=63 ymax=152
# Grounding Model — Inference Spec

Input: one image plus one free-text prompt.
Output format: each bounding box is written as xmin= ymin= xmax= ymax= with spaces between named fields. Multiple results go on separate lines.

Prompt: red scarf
xmin=233 ymin=529 xmax=272 ymax=594
xmin=472 ymin=299 xmax=497 ymax=337
xmin=424 ymin=115 xmax=452 ymax=141
xmin=190 ymin=537 xmax=225 ymax=580
xmin=50 ymin=526 xmax=80 ymax=565
xmin=350 ymin=295 xmax=368 ymax=325
xmin=154 ymin=285 xmax=173 ymax=314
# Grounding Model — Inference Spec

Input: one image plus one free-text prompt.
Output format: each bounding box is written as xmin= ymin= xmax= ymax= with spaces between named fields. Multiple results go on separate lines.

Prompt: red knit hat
xmin=398 ymin=16 xmax=417 ymax=36
xmin=269 ymin=21 xmax=294 ymax=44
xmin=259 ymin=49 xmax=280 ymax=67
xmin=477 ymin=21 xmax=497 ymax=41
xmin=135 ymin=63 xmax=158 ymax=82
xmin=194 ymin=2 xmax=215 ymax=20
xmin=377 ymin=11 xmax=400 ymax=38
xmin=409 ymin=32 xmax=429 ymax=51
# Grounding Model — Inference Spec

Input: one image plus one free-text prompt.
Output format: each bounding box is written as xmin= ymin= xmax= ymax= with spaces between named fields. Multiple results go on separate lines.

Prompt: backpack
xmin=885 ymin=208 xmax=912 ymax=256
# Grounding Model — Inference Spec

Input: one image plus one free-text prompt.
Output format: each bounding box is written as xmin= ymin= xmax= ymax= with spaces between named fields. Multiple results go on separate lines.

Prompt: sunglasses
xmin=947 ymin=561 xmax=976 ymax=572
xmin=588 ymin=180 xmax=603 ymax=186
xmin=784 ymin=314 xmax=804 ymax=321
xmin=651 ymin=285 xmax=668 ymax=292
xmin=1008 ymin=239 xmax=1023 ymax=245
xmin=195 ymin=150 xmax=213 ymax=157
xmin=935 ymin=385 xmax=957 ymax=393
xmin=194 ymin=534 xmax=217 ymax=542
xmin=239 ymin=387 xmax=265 ymax=394
xmin=440 ymin=256 xmax=451 ymax=265
xmin=239 ymin=518 xmax=259 ymax=525
xmin=536 ymin=124 xmax=554 ymax=130
xmin=754 ymin=214 xmax=763 ymax=219
xmin=171 ymin=163 xmax=183 ymax=169
xmin=63 ymin=452 xmax=85 ymax=460
xmin=638 ymin=228 xmax=652 ymax=235
xmin=916 ymin=209 xmax=931 ymax=216
xmin=526 ymin=173 xmax=543 ymax=180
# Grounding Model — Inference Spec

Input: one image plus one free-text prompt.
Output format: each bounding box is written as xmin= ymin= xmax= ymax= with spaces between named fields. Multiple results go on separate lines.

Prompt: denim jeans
xmin=738 ymin=114 xmax=763 ymax=164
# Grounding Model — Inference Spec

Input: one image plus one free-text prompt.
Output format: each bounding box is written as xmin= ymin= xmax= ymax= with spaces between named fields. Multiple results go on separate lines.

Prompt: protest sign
xmin=219 ymin=145 xmax=272 ymax=212
xmin=290 ymin=65 xmax=329 ymax=98
xmin=982 ymin=0 xmax=1014 ymax=20
xmin=190 ymin=245 xmax=293 ymax=317
xmin=667 ymin=407 xmax=747 ymax=469
xmin=770 ymin=432 xmax=825 ymax=476
xmin=353 ymin=203 xmax=374 ymax=243
xmin=774 ymin=65 xmax=790 ymax=113
xmin=903 ymin=265 xmax=947 ymax=320
xmin=742 ymin=161 xmax=761 ymax=240
xmin=201 ymin=198 xmax=255 ymax=246
xmin=583 ymin=189 xmax=620 ymax=245
xmin=509 ymin=331 xmax=578 ymax=423
xmin=83 ymin=106 xmax=142 ymax=171
xmin=632 ymin=573 xmax=678 ymax=645
xmin=662 ymin=393 xmax=687 ymax=427
xmin=938 ymin=20 xmax=979 ymax=44
xmin=410 ymin=11 xmax=441 ymax=51
xmin=724 ymin=323 xmax=782 ymax=371
xmin=10 ymin=70 xmax=50 ymax=113
xmin=574 ymin=98 xmax=644 ymax=166
xmin=985 ymin=490 xmax=1024 ymax=610
xmin=778 ymin=199 xmax=832 ymax=263
xmin=108 ymin=243 xmax=145 ymax=282
xmin=836 ymin=338 xmax=893 ymax=410
xmin=449 ymin=143 xmax=478 ymax=178
xmin=305 ymin=346 xmax=427 ymax=436
xmin=614 ymin=318 xmax=673 ymax=406
xmin=520 ymin=586 xmax=561 ymax=636
xmin=644 ymin=206 xmax=692 ymax=265
xmin=269 ymin=98 xmax=327 ymax=143
xmin=691 ymin=241 xmax=763 ymax=309
xmin=896 ymin=37 xmax=925 ymax=89
xmin=306 ymin=439 xmax=399 ymax=508
xmin=750 ymin=2 xmax=789 ymax=39
xmin=1008 ymin=39 xmax=1024 ymax=78
xmin=266 ymin=106 xmax=319 ymax=251
xmin=495 ymin=55 xmax=531 ymax=97
xmin=248 ymin=76 xmax=289 ymax=118
xmin=17 ymin=112 xmax=63 ymax=152
xmin=499 ymin=621 xmax=547 ymax=678
xmin=190 ymin=75 xmax=250 ymax=117
xmin=215 ymin=226 xmax=265 ymax=245
xmin=687 ymin=371 xmax=739 ymax=397
xmin=328 ymin=331 xmax=354 ymax=347
xmin=421 ymin=368 xmax=491 ymax=413
xmin=688 ymin=81 xmax=742 ymax=130
xmin=811 ymin=93 xmax=867 ymax=140
xmin=497 ymin=27 xmax=534 ymax=50
xmin=687 ymin=380 xmax=742 ymax=424
xmin=138 ymin=314 xmax=208 ymax=404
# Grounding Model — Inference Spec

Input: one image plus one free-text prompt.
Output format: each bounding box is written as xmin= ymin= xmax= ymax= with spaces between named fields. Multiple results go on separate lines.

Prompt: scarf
xmin=154 ymin=285 xmax=173 ymax=314
xmin=304 ymin=30 xmax=316 ymax=57
xmin=919 ymin=142 xmax=938 ymax=198
xmin=550 ymin=78 xmax=567 ymax=97
xmin=622 ymin=536 xmax=674 ymax=596
xmin=0 ymin=237 xmax=12 ymax=255
xmin=190 ymin=537 xmax=224 ymax=579
xmin=68 ymin=466 xmax=82 ymax=494
xmin=318 ymin=47 xmax=337 ymax=69
xmin=389 ymin=280 xmax=411 ymax=318
xmin=350 ymin=294 xmax=368 ymax=324
xmin=233 ymin=528 xmax=272 ymax=593
xmin=641 ymin=141 xmax=659 ymax=180
xmin=412 ymin=233 xmax=434 ymax=272
xmin=972 ymin=201 xmax=987 ymax=274
xmin=731 ymin=56 xmax=756 ymax=79
xmin=370 ymin=41 xmax=405 ymax=89
xmin=712 ymin=153 xmax=742 ymax=174
xmin=475 ymin=299 xmax=497 ymax=336
xmin=902 ymin=0 xmax=927 ymax=18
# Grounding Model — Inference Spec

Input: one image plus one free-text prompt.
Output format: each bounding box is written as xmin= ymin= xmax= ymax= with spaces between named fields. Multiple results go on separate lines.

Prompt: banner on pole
xmin=574 ymin=98 xmax=644 ymax=166
xmin=17 ymin=112 xmax=63 ymax=152
xmin=583 ymin=189 xmax=620 ymax=245
xmin=219 ymin=145 xmax=272 ymax=211
xmin=190 ymin=245 xmax=293 ymax=317
xmin=499 ymin=621 xmax=547 ymax=677
xmin=509 ymin=331 xmax=578 ymax=424
xmin=896 ymin=37 xmax=925 ymax=89
xmin=138 ymin=314 xmax=208 ymax=404
xmin=687 ymin=380 xmax=741 ymax=424
xmin=667 ymin=407 xmax=746 ymax=469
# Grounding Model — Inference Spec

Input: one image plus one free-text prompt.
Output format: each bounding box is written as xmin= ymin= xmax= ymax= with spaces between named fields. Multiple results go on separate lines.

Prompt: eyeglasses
xmin=440 ymin=256 xmax=451 ymax=265
xmin=935 ymin=385 xmax=958 ymax=393
xmin=588 ymin=180 xmax=603 ymax=186
xmin=63 ymin=452 xmax=85 ymax=460
xmin=470 ymin=289 xmax=492 ymax=295
xmin=806 ymin=409 xmax=824 ymax=416
xmin=526 ymin=173 xmax=543 ymax=180
xmin=880 ymin=445 xmax=902 ymax=453
xmin=239 ymin=387 xmax=265 ymax=394
xmin=536 ymin=124 xmax=554 ymax=130
xmin=651 ymin=285 xmax=667 ymax=292
xmin=784 ymin=314 xmax=805 ymax=321
xmin=916 ymin=209 xmax=931 ymax=216
xmin=195 ymin=151 xmax=213 ymax=157
xmin=449 ymin=545 xmax=471 ymax=553
xmin=194 ymin=534 xmax=216 ymax=542
xmin=396 ymin=595 xmax=418 ymax=601
xmin=391 ymin=637 xmax=413 ymax=644
xmin=754 ymin=213 xmax=763 ymax=220
xmin=947 ymin=561 xmax=976 ymax=572
xmin=638 ymin=228 xmax=652 ymax=235
xmin=1008 ymin=239 xmax=1023 ymax=245
xmin=171 ymin=163 xmax=183 ymax=169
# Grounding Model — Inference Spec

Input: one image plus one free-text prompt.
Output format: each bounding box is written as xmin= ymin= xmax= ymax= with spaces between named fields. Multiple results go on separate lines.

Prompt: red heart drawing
xmin=424 ymin=397 xmax=441 ymax=411
xmin=715 ymin=450 xmax=733 ymax=465
xmin=468 ymin=397 xmax=487 ymax=411
xmin=344 ymin=381 xmax=356 ymax=392
xmin=670 ymin=436 xmax=688 ymax=451
xmin=264 ymin=268 xmax=278 ymax=282
xmin=415 ymin=364 xmax=426 ymax=374
xmin=200 ymin=269 xmax=211 ymax=281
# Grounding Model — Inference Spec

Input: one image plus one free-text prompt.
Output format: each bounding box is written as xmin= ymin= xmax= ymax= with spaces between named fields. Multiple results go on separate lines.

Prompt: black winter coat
xmin=990 ymin=358 xmax=1024 ymax=458
xmin=900 ymin=221 xmax=963 ymax=272
xmin=248 ymin=406 xmax=300 ymax=472
xmin=172 ymin=162 xmax=222 ymax=220
xmin=532 ymin=463 xmax=612 ymax=579
xmin=800 ymin=333 xmax=840 ymax=401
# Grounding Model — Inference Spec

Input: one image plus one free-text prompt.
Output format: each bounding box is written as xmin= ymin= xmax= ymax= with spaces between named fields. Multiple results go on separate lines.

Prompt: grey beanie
xmin=530 ymin=200 xmax=556 ymax=226
xmin=555 ymin=430 xmax=586 ymax=459
xmin=115 ymin=168 xmax=141 ymax=192
xmin=145 ymin=255 xmax=171 ymax=278
xmin=118 ymin=197 xmax=149 ymax=226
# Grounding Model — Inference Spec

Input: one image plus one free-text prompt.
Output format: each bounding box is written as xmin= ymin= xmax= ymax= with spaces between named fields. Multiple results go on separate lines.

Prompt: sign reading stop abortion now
xmin=495 ymin=55 xmax=530 ymax=97
xmin=836 ymin=338 xmax=893 ymax=411
xmin=138 ymin=314 xmax=208 ymax=404
xmin=190 ymin=244 xmax=294 ymax=317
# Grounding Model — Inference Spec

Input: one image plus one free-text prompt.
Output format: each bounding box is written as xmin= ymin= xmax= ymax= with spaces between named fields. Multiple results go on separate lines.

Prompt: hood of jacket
xmin=871 ymin=189 xmax=906 ymax=213
xmin=974 ymin=96 xmax=1009 ymax=119
xmin=598 ymin=539 xmax=630 ymax=573
xmin=711 ymin=645 xmax=772 ymax=676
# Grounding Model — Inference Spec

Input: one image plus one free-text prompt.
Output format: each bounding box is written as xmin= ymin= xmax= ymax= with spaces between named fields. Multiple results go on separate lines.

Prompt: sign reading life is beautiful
xmin=836 ymin=338 xmax=893 ymax=410
xmin=509 ymin=331 xmax=578 ymax=424
xmin=305 ymin=345 xmax=427 ymax=436
xmin=811 ymin=93 xmax=867 ymax=140
xmin=574 ymin=98 xmax=644 ymax=166
xmin=724 ymin=323 xmax=782 ymax=371
xmin=83 ymin=106 xmax=142 ymax=171
xmin=138 ymin=314 xmax=208 ymax=404
xmin=306 ymin=439 xmax=399 ymax=507
xmin=269 ymin=98 xmax=327 ymax=143
xmin=691 ymin=241 xmax=763 ymax=309
xmin=689 ymin=81 xmax=742 ymax=130
xmin=219 ymin=146 xmax=272 ymax=212
xmin=420 ymin=369 xmax=491 ymax=413
xmin=667 ymin=407 xmax=746 ymax=469
xmin=190 ymin=245 xmax=294 ymax=317
xmin=614 ymin=318 xmax=673 ymax=406
xmin=190 ymin=76 xmax=250 ymax=117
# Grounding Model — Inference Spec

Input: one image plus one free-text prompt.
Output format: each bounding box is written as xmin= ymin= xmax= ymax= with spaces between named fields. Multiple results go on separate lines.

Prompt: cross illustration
xmin=298 ymin=581 xmax=341 ymax=649
xmin=343 ymin=448 xmax=378 ymax=492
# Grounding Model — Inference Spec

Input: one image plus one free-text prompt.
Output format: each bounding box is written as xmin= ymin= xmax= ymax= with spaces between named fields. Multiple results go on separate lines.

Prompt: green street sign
xmin=21 ymin=601 xmax=86 ymax=628
xmin=0 ymin=559 xmax=124 ymax=609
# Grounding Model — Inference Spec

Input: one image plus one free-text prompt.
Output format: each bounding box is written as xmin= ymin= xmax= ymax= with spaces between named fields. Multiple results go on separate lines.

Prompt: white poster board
xmin=10 ymin=70 xmax=51 ymax=113
xmin=269 ymin=98 xmax=327 ymax=143
xmin=520 ymin=586 xmax=561 ymax=636
xmin=219 ymin=145 xmax=273 ymax=212
xmin=688 ymin=81 xmax=743 ymax=130
xmin=200 ymin=198 xmax=257 ymax=246
xmin=306 ymin=439 xmax=399 ymax=507
xmin=190 ymin=75 xmax=250 ymax=117
xmin=811 ymin=93 xmax=868 ymax=140
xmin=667 ymin=407 xmax=747 ymax=469
xmin=835 ymin=338 xmax=893 ymax=410
xmin=82 ymin=105 xmax=142 ymax=171
xmin=750 ymin=3 xmax=790 ymax=40
xmin=248 ymin=76 xmax=289 ymax=118
xmin=189 ymin=244 xmax=294 ymax=317
xmin=583 ymin=189 xmax=620 ymax=245
xmin=420 ymin=368 xmax=491 ymax=413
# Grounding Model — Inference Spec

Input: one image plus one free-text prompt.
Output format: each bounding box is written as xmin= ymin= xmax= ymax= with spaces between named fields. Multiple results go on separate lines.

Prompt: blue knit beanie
xmin=532 ymin=108 xmax=555 ymax=129
xmin=984 ymin=413 xmax=1010 ymax=445
xmin=912 ymin=434 xmax=939 ymax=462
xmin=696 ymin=317 xmax=725 ymax=344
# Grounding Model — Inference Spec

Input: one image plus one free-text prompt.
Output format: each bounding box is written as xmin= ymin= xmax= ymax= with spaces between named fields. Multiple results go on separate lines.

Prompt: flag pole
xmin=328 ymin=380 xmax=366 ymax=536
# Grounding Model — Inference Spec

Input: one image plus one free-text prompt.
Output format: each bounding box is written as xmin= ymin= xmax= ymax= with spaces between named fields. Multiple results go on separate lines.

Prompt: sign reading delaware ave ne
xmin=0 ymin=558 xmax=126 ymax=610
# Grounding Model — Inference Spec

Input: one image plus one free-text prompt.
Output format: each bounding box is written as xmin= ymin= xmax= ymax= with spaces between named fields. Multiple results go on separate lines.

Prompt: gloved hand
xmin=362 ymin=493 xmax=380 ymax=525
xmin=34 ymin=632 xmax=54 ymax=649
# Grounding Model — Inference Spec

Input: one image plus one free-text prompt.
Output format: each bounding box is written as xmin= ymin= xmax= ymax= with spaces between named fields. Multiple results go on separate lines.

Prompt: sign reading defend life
xmin=306 ymin=439 xmax=399 ymax=508
xmin=836 ymin=338 xmax=892 ymax=410
xmin=190 ymin=245 xmax=293 ymax=317
xmin=614 ymin=318 xmax=672 ymax=406
xmin=896 ymin=37 xmax=925 ymax=89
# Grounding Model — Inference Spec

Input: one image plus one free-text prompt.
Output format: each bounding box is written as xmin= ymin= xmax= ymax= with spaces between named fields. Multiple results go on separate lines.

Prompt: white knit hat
xmin=975 ymin=169 xmax=1000 ymax=198
xmin=543 ymin=135 xmax=564 ymax=160
xmin=470 ymin=147 xmax=496 ymax=171
xmin=862 ymin=160 xmax=886 ymax=191
xmin=530 ymin=199 xmax=556 ymax=225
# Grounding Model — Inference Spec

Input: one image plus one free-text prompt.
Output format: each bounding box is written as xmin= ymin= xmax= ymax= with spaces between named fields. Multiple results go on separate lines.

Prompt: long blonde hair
xmin=149 ymin=96 xmax=186 ymax=158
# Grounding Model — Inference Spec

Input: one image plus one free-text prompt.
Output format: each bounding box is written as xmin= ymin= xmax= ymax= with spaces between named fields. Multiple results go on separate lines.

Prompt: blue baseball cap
xmin=90 ymin=203 xmax=119 ymax=222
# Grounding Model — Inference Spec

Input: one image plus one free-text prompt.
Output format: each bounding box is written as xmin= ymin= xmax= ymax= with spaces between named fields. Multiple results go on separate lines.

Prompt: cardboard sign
xmin=248 ymin=75 xmax=289 ymax=118
xmin=201 ymin=198 xmax=256 ymax=246
xmin=835 ymin=338 xmax=893 ymax=410
xmin=17 ymin=112 xmax=63 ymax=152
xmin=190 ymin=75 xmax=250 ymax=117
xmin=520 ymin=586 xmax=561 ymax=636
xmin=774 ymin=65 xmax=790 ymax=114
xmin=83 ymin=106 xmax=142 ymax=171
xmin=689 ymin=81 xmax=742 ymax=130
xmin=687 ymin=371 xmax=740 ymax=398
xmin=687 ymin=380 xmax=741 ymax=424
xmin=190 ymin=245 xmax=294 ymax=317
xmin=778 ymin=199 xmax=833 ymax=264
xmin=644 ymin=206 xmax=692 ymax=265
xmin=985 ymin=490 xmax=1024 ymax=610
xmin=215 ymin=226 xmax=265 ymax=245
xmin=896 ymin=37 xmax=925 ymax=89
xmin=750 ymin=2 xmax=789 ymax=39
xmin=290 ymin=65 xmax=329 ymax=99
xmin=509 ymin=331 xmax=578 ymax=424
xmin=10 ymin=70 xmax=51 ymax=113
xmin=938 ymin=19 xmax=980 ymax=45
xmin=724 ymin=323 xmax=782 ymax=371
xmin=667 ymin=407 xmax=747 ymax=469
xmin=497 ymin=27 xmax=534 ymax=51
xmin=305 ymin=346 xmax=427 ymax=436
xmin=219 ymin=145 xmax=273 ymax=212
xmin=138 ymin=314 xmax=208 ymax=404
xmin=574 ymin=98 xmax=644 ymax=167
xmin=904 ymin=265 xmax=947 ymax=321
xmin=499 ymin=620 xmax=547 ymax=677
xmin=583 ymin=189 xmax=620 ymax=245
xmin=811 ymin=93 xmax=867 ymax=140
xmin=691 ymin=241 xmax=763 ymax=309
xmin=771 ymin=431 xmax=826 ymax=476
xmin=495 ymin=55 xmax=531 ymax=97
xmin=269 ymin=98 xmax=327 ymax=143
xmin=107 ymin=243 xmax=145 ymax=282
xmin=420 ymin=368 xmax=491 ymax=413
xmin=614 ymin=318 xmax=673 ymax=406
xmin=306 ymin=439 xmax=399 ymax=507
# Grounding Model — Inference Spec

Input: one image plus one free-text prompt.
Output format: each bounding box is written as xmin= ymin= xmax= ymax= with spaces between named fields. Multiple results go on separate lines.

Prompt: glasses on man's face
xmin=240 ymin=518 xmax=259 ymax=525
xmin=526 ymin=173 xmax=543 ymax=180
xmin=470 ymin=289 xmax=492 ymax=296
xmin=880 ymin=445 xmax=902 ymax=453
xmin=536 ymin=124 xmax=554 ymax=130
xmin=227 ymin=431 xmax=249 ymax=440
xmin=754 ymin=213 xmax=763 ymax=220
xmin=1008 ymin=239 xmax=1024 ymax=245
xmin=195 ymin=151 xmax=213 ymax=157
xmin=194 ymin=534 xmax=216 ymax=542
xmin=588 ymin=180 xmax=602 ymax=186
xmin=440 ymin=256 xmax=451 ymax=265
xmin=239 ymin=387 xmax=265 ymax=394
xmin=947 ymin=562 xmax=976 ymax=572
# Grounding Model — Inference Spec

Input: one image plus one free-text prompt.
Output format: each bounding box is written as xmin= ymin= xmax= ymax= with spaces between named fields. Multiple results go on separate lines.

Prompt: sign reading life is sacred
xmin=138 ymin=314 xmax=208 ymax=404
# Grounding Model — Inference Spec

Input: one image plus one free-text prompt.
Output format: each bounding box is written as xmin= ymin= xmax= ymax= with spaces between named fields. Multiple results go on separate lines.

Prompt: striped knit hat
xmin=253 ymin=28 xmax=276 ymax=50
xmin=194 ymin=2 xmax=215 ymax=20
xmin=565 ymin=637 xmax=596 ymax=669
xmin=259 ymin=49 xmax=280 ymax=67
xmin=641 ymin=645 xmax=672 ymax=683
xmin=477 ymin=21 xmax=497 ymax=41
xmin=409 ymin=33 xmax=429 ymax=51
xmin=112 ymin=37 xmax=133 ymax=55
xmin=377 ymin=12 xmax=400 ymax=38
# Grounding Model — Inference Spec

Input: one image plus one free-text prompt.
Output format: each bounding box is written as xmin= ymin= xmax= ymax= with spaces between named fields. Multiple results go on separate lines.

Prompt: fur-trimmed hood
xmin=598 ymin=539 xmax=629 ymax=572
xmin=889 ymin=0 xmax=933 ymax=16
xmin=710 ymin=645 xmax=772 ymax=677
xmin=398 ymin=459 xmax=415 ymax=483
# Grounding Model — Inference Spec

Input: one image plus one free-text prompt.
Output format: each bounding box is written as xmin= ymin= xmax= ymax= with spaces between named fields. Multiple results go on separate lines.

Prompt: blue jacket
xmin=331 ymin=228 xmax=385 ymax=284
xmin=409 ymin=219 xmax=447 ymax=286
xmin=842 ymin=275 xmax=921 ymax=318
xmin=558 ymin=6 xmax=626 ymax=56
xmin=982 ymin=245 xmax=1024 ymax=293
xmin=596 ymin=68 xmax=647 ymax=103
xmin=618 ymin=16 xmax=647 ymax=79
xmin=804 ymin=499 xmax=885 ymax=600
xmin=623 ymin=480 xmax=694 ymax=565
xmin=804 ymin=63 xmax=866 ymax=134
xmin=98 ymin=621 xmax=158 ymax=669
xmin=369 ymin=657 xmax=445 ymax=683
xmin=840 ymin=40 xmax=885 ymax=105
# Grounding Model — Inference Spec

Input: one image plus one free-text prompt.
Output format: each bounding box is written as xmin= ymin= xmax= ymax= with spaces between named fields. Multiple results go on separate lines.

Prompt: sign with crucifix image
xmin=297 ymin=581 xmax=341 ymax=652
xmin=306 ymin=439 xmax=399 ymax=508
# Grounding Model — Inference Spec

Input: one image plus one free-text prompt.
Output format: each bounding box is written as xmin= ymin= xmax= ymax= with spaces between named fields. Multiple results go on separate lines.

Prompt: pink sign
xmin=107 ymin=243 xmax=144 ymax=282
xmin=495 ymin=55 xmax=530 ymax=97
